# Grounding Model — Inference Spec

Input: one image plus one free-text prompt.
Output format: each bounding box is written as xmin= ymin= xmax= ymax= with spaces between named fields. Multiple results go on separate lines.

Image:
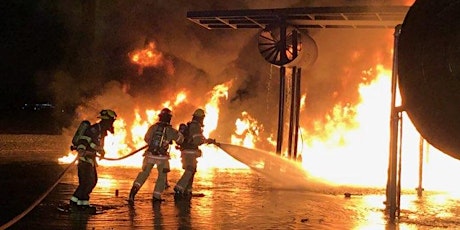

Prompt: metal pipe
xmin=417 ymin=136 xmax=424 ymax=197
xmin=397 ymin=111 xmax=403 ymax=218
xmin=386 ymin=24 xmax=402 ymax=222
xmin=288 ymin=67 xmax=297 ymax=158
xmin=294 ymin=68 xmax=302 ymax=160
xmin=276 ymin=66 xmax=286 ymax=154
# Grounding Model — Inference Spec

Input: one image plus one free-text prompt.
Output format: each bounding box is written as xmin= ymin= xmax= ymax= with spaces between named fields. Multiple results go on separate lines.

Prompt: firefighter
xmin=128 ymin=108 xmax=184 ymax=204
xmin=70 ymin=109 xmax=117 ymax=212
xmin=173 ymin=108 xmax=216 ymax=199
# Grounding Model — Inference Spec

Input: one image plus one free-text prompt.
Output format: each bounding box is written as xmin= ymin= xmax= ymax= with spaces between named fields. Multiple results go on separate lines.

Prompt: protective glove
xmin=94 ymin=145 xmax=105 ymax=159
xmin=206 ymin=138 xmax=217 ymax=144
xmin=98 ymin=149 xmax=106 ymax=159
xmin=77 ymin=148 xmax=88 ymax=157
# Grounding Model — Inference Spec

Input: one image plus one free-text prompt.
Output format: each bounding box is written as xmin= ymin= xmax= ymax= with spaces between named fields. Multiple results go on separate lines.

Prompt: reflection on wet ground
xmin=1 ymin=164 xmax=460 ymax=230
xmin=2 ymin=134 xmax=460 ymax=229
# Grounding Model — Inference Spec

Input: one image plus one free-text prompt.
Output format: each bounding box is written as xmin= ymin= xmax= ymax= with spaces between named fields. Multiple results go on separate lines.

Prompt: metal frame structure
xmin=388 ymin=24 xmax=403 ymax=220
xmin=187 ymin=6 xmax=408 ymax=30
xmin=187 ymin=5 xmax=409 ymax=221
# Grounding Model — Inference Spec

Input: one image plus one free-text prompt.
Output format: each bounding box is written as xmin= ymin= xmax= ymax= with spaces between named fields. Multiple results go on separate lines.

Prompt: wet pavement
xmin=3 ymin=134 xmax=460 ymax=229
xmin=1 ymin=165 xmax=368 ymax=230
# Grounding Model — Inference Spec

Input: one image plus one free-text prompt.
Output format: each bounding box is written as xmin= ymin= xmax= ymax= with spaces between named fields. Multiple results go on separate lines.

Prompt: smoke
xmin=38 ymin=0 xmax=398 ymax=150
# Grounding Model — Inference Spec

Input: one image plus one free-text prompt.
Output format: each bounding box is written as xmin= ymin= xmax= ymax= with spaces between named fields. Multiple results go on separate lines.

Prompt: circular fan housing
xmin=258 ymin=24 xmax=303 ymax=66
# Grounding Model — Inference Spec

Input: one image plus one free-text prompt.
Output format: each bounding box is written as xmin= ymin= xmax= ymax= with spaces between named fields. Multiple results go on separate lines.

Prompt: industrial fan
xmin=257 ymin=24 xmax=301 ymax=66
xmin=258 ymin=23 xmax=317 ymax=68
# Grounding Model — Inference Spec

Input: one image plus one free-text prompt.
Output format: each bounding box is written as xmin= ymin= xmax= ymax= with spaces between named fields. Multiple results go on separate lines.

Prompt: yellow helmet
xmin=193 ymin=108 xmax=205 ymax=118
xmin=98 ymin=109 xmax=117 ymax=120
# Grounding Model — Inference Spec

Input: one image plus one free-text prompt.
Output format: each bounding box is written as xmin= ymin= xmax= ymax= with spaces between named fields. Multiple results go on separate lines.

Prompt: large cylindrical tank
xmin=398 ymin=0 xmax=460 ymax=159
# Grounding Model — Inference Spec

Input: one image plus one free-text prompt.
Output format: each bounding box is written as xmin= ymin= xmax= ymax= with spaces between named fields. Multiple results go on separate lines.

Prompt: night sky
xmin=0 ymin=0 xmax=399 ymax=141
xmin=1 ymin=1 xmax=69 ymax=133
xmin=2 ymin=1 xmax=65 ymax=107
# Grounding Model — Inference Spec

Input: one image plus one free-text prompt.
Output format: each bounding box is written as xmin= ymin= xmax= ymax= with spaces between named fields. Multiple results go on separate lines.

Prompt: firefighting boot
xmin=174 ymin=187 xmax=189 ymax=200
xmin=185 ymin=190 xmax=193 ymax=200
xmin=69 ymin=196 xmax=79 ymax=211
xmin=128 ymin=184 xmax=140 ymax=204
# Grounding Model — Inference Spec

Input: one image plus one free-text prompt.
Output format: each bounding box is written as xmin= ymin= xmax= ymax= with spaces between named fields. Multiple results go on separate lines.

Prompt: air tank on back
xmin=398 ymin=0 xmax=460 ymax=160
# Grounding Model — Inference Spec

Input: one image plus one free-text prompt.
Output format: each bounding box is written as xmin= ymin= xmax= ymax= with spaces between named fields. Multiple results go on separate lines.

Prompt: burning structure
xmin=5 ymin=0 xmax=460 ymax=227
xmin=34 ymin=0 xmax=460 ymax=206
xmin=46 ymin=2 xmax=403 ymax=179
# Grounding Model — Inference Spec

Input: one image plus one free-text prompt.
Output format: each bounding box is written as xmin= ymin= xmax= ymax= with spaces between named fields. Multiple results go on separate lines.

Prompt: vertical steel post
xmin=288 ymin=67 xmax=297 ymax=158
xmin=417 ymin=136 xmax=424 ymax=197
xmin=397 ymin=115 xmax=403 ymax=218
xmin=276 ymin=21 xmax=288 ymax=155
xmin=276 ymin=66 xmax=286 ymax=155
xmin=386 ymin=24 xmax=402 ymax=221
xmin=294 ymin=68 xmax=301 ymax=160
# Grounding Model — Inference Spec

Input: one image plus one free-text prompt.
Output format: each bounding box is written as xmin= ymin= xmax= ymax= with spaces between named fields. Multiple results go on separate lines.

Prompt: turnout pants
xmin=132 ymin=155 xmax=170 ymax=199
xmin=175 ymin=152 xmax=198 ymax=194
xmin=72 ymin=159 xmax=97 ymax=205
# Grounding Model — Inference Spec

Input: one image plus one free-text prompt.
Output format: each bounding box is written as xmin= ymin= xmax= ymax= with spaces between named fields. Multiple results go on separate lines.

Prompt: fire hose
xmin=0 ymin=155 xmax=79 ymax=230
xmin=102 ymin=145 xmax=148 ymax=161
xmin=0 ymin=145 xmax=147 ymax=230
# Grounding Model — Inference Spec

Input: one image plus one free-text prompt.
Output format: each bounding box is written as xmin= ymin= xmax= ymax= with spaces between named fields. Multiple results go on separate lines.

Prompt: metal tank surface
xmin=398 ymin=0 xmax=460 ymax=160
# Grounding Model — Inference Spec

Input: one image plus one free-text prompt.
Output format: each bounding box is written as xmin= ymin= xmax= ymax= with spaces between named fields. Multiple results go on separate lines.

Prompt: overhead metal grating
xmin=187 ymin=6 xmax=409 ymax=30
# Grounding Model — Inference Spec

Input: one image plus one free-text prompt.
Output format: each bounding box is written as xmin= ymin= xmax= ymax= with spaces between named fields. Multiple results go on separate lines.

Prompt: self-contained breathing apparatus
xmin=176 ymin=122 xmax=192 ymax=150
xmin=148 ymin=123 xmax=170 ymax=155
xmin=70 ymin=120 xmax=91 ymax=151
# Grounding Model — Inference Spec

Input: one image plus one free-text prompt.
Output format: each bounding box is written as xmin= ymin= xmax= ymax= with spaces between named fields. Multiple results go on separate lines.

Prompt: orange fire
xmin=61 ymin=25 xmax=460 ymax=194
xmin=59 ymin=82 xmax=246 ymax=169
xmin=231 ymin=111 xmax=263 ymax=149
xmin=128 ymin=41 xmax=174 ymax=75
xmin=404 ymin=0 xmax=416 ymax=6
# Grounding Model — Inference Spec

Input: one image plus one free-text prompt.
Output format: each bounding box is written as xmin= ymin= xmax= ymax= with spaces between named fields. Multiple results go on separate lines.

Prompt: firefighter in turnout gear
xmin=70 ymin=109 xmax=117 ymax=213
xmin=128 ymin=108 xmax=184 ymax=204
xmin=174 ymin=108 xmax=216 ymax=199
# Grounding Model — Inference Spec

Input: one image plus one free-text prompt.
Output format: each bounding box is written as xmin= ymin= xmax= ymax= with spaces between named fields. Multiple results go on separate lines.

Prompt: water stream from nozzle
xmin=216 ymin=143 xmax=333 ymax=192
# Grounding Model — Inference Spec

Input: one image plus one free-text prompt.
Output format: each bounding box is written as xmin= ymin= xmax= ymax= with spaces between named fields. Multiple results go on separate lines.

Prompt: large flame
xmin=231 ymin=111 xmax=263 ymax=149
xmin=61 ymin=24 xmax=460 ymax=194
xmin=59 ymin=82 xmax=246 ymax=169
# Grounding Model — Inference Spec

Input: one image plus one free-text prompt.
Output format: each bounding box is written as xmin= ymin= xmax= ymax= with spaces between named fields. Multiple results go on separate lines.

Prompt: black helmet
xmin=159 ymin=108 xmax=172 ymax=123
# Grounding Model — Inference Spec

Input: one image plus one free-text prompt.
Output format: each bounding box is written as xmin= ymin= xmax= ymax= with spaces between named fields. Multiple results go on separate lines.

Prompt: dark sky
xmin=1 ymin=1 xmax=66 ymax=108
xmin=0 ymin=0 xmax=402 ymax=109
xmin=0 ymin=0 xmax=401 ymax=141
